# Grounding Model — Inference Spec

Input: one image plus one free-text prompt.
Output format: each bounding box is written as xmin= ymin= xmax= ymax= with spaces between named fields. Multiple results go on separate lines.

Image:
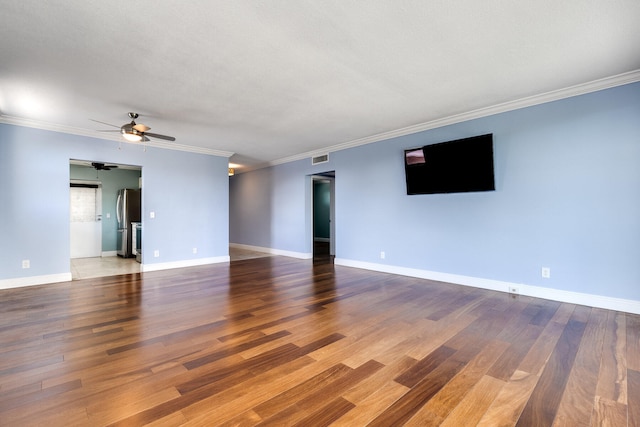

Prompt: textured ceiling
xmin=1 ymin=1 xmax=639 ymax=171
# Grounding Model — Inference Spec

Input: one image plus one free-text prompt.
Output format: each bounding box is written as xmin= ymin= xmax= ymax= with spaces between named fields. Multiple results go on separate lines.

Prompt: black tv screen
xmin=404 ymin=134 xmax=495 ymax=195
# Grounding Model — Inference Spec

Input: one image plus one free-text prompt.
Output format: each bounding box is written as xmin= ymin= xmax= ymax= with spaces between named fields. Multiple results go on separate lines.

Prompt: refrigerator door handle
xmin=116 ymin=193 xmax=122 ymax=226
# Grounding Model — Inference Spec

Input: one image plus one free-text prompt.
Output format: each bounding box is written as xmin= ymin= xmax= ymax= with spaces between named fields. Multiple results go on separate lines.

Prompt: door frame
xmin=309 ymin=173 xmax=335 ymax=257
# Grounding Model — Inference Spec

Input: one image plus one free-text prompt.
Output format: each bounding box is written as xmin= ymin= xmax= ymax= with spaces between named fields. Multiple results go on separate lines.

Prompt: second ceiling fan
xmin=93 ymin=112 xmax=176 ymax=142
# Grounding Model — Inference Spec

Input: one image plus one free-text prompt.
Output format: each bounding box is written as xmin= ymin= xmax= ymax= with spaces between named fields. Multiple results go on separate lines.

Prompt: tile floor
xmin=70 ymin=256 xmax=140 ymax=280
xmin=70 ymin=247 xmax=274 ymax=280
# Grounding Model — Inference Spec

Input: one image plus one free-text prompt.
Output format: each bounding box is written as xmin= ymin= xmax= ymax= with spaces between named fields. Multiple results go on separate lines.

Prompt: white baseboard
xmin=102 ymin=251 xmax=118 ymax=257
xmin=334 ymin=258 xmax=640 ymax=315
xmin=0 ymin=272 xmax=73 ymax=290
xmin=141 ymin=256 xmax=230 ymax=273
xmin=230 ymin=243 xmax=312 ymax=260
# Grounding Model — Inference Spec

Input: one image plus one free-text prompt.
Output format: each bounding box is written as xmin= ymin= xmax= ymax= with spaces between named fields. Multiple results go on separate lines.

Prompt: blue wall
xmin=0 ymin=125 xmax=229 ymax=281
xmin=229 ymin=82 xmax=640 ymax=302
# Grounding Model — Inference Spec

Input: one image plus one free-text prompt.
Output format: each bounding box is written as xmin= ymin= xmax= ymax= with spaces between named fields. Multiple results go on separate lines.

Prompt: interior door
xmin=70 ymin=183 xmax=102 ymax=258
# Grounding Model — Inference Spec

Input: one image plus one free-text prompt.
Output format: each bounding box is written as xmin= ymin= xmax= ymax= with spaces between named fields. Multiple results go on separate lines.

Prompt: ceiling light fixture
xmin=122 ymin=130 xmax=142 ymax=142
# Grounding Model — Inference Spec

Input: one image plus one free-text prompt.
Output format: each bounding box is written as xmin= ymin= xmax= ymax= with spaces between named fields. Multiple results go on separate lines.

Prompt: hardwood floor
xmin=0 ymin=256 xmax=638 ymax=426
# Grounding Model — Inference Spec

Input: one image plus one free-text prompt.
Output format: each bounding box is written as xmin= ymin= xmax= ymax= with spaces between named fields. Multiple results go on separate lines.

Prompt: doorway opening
xmin=69 ymin=160 xmax=142 ymax=279
xmin=311 ymin=172 xmax=335 ymax=262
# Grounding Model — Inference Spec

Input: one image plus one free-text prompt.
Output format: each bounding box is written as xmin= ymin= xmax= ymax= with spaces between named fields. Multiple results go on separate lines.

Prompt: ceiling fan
xmin=91 ymin=162 xmax=118 ymax=171
xmin=92 ymin=112 xmax=176 ymax=142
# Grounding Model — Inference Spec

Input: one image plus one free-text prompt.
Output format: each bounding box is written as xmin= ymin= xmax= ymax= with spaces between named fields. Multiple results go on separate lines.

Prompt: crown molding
xmin=2 ymin=70 xmax=638 ymax=168
xmin=269 ymin=70 xmax=640 ymax=167
xmin=0 ymin=114 xmax=234 ymax=158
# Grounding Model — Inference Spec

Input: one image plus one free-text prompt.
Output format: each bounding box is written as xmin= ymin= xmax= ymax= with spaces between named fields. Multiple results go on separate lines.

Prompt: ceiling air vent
xmin=312 ymin=154 xmax=329 ymax=165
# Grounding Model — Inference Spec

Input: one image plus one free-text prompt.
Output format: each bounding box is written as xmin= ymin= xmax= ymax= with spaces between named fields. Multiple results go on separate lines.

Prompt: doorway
xmin=311 ymin=172 xmax=335 ymax=261
xmin=69 ymin=160 xmax=142 ymax=279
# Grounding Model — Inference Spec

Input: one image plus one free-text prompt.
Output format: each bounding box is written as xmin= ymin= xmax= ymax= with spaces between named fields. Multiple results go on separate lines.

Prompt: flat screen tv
xmin=404 ymin=133 xmax=495 ymax=195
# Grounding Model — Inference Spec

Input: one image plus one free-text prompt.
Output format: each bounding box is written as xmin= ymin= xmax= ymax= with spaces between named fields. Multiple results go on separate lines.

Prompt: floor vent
xmin=312 ymin=154 xmax=329 ymax=165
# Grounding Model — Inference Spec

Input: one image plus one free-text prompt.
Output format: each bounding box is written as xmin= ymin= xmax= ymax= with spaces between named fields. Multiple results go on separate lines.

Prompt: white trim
xmin=0 ymin=273 xmax=72 ymax=290
xmin=334 ymin=258 xmax=640 ymax=315
xmin=101 ymin=251 xmax=118 ymax=257
xmin=141 ymin=256 xmax=230 ymax=272
xmin=3 ymin=71 xmax=637 ymax=171
xmin=269 ymin=70 xmax=640 ymax=167
xmin=0 ymin=115 xmax=235 ymax=158
xmin=230 ymin=243 xmax=312 ymax=260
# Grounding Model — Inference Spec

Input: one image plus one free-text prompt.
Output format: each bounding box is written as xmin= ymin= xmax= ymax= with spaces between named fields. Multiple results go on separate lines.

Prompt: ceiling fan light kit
xmin=93 ymin=112 xmax=176 ymax=144
xmin=121 ymin=128 xmax=143 ymax=142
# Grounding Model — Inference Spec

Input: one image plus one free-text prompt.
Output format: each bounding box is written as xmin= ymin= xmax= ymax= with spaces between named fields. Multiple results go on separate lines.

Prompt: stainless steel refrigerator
xmin=116 ymin=189 xmax=141 ymax=257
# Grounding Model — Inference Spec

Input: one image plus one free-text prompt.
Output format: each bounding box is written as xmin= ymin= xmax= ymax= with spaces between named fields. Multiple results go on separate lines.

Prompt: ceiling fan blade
xmin=133 ymin=123 xmax=150 ymax=132
xmin=97 ymin=130 xmax=121 ymax=132
xmin=90 ymin=119 xmax=120 ymax=128
xmin=145 ymin=132 xmax=176 ymax=142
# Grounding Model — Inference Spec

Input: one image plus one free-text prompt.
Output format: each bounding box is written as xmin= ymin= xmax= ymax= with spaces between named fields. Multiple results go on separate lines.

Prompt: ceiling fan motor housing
xmin=121 ymin=122 xmax=142 ymax=136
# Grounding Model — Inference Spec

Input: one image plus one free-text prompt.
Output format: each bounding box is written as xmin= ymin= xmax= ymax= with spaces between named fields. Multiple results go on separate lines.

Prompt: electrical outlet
xmin=154 ymin=250 xmax=160 ymax=258
xmin=192 ymin=247 xmax=197 ymax=254
xmin=22 ymin=259 xmax=30 ymax=269
xmin=541 ymin=267 xmax=551 ymax=278
xmin=380 ymin=251 xmax=385 ymax=259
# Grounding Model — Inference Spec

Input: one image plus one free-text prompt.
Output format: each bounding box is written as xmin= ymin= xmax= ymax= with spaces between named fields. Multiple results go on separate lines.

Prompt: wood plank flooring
xmin=0 ymin=256 xmax=638 ymax=426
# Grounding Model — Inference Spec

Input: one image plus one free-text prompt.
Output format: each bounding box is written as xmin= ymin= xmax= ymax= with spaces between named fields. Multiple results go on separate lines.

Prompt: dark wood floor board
xmin=444 ymin=304 xmax=527 ymax=353
xmin=591 ymin=396 xmax=627 ymax=427
xmin=0 ymin=256 xmax=636 ymax=426
xmin=71 ymin=338 xmax=204 ymax=389
xmin=516 ymin=313 xmax=588 ymax=426
xmin=252 ymin=362 xmax=354 ymax=418
xmin=183 ymin=330 xmax=292 ymax=370
xmin=341 ymin=354 xmax=416 ymax=404
xmin=487 ymin=324 xmax=544 ymax=381
xmin=216 ymin=307 xmax=325 ymax=344
xmin=595 ymin=310 xmax=628 ymax=404
xmin=368 ymin=358 xmax=466 ymax=426
xmin=627 ymin=313 xmax=640 ymax=371
xmin=395 ymin=345 xmax=457 ymax=388
xmin=0 ymin=378 xmax=81 ymax=413
xmin=256 ymin=359 xmax=383 ymax=426
xmin=492 ymin=299 xmax=540 ymax=343
xmin=425 ymin=288 xmax=484 ymax=321
xmin=305 ymin=305 xmax=420 ymax=363
xmin=518 ymin=303 xmax=577 ymax=376
xmin=529 ymin=299 xmax=562 ymax=327
xmin=404 ymin=338 xmax=510 ymax=424
xmin=5 ymin=402 xmax=91 ymax=427
xmin=339 ymin=320 xmax=416 ymax=369
xmin=179 ymin=356 xmax=317 ymax=425
xmin=333 ymin=380 xmax=409 ymax=426
xmin=553 ymin=307 xmax=608 ymax=426
xmin=404 ymin=312 xmax=478 ymax=361
xmin=291 ymin=396 xmax=356 ymax=427
xmin=628 ymin=368 xmax=640 ymax=426
xmin=88 ymin=387 xmax=182 ymax=426
xmin=0 ymin=358 xmax=70 ymax=399
xmin=371 ymin=317 xmax=440 ymax=366
xmin=477 ymin=369 xmax=540 ymax=427
xmin=434 ymin=374 xmax=505 ymax=427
